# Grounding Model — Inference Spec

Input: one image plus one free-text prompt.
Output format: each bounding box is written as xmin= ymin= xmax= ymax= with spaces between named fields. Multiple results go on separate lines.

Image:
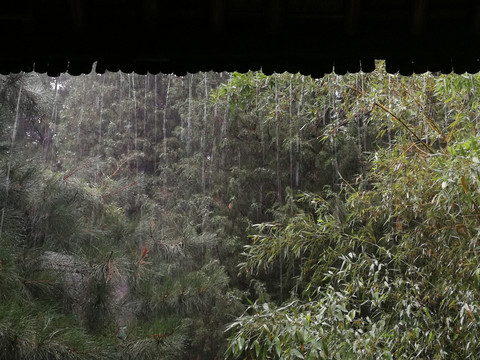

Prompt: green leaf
xmin=321 ymin=339 xmax=329 ymax=358
xmin=237 ymin=336 xmax=245 ymax=351
xmin=254 ymin=339 xmax=261 ymax=357
xmin=274 ymin=337 xmax=282 ymax=357
xmin=290 ymin=348 xmax=305 ymax=359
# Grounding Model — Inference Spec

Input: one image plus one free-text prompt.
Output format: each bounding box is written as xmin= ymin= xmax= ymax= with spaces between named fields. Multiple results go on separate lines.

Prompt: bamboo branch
xmin=374 ymin=102 xmax=435 ymax=154
xmin=109 ymin=157 xmax=131 ymax=179
xmin=102 ymin=180 xmax=138 ymax=199
xmin=346 ymin=84 xmax=435 ymax=154
xmin=63 ymin=160 xmax=94 ymax=181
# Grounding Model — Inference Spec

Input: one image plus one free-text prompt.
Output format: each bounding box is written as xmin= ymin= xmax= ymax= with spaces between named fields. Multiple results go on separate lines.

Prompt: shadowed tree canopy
xmin=1 ymin=0 xmax=480 ymax=77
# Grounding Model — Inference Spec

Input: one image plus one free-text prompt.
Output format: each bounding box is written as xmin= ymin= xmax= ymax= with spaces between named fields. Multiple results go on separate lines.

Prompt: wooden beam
xmin=411 ymin=0 xmax=428 ymax=36
xmin=143 ymin=0 xmax=159 ymax=32
xmin=472 ymin=0 xmax=480 ymax=35
xmin=345 ymin=0 xmax=361 ymax=36
xmin=210 ymin=0 xmax=225 ymax=34
xmin=265 ymin=0 xmax=285 ymax=34
xmin=68 ymin=0 xmax=84 ymax=34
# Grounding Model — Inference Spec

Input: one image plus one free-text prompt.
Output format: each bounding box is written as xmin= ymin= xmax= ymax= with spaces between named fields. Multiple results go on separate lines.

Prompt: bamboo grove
xmin=1 ymin=62 xmax=480 ymax=358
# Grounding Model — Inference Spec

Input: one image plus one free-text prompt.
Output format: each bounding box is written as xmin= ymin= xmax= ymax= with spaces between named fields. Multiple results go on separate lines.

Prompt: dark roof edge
xmin=1 ymin=57 xmax=479 ymax=77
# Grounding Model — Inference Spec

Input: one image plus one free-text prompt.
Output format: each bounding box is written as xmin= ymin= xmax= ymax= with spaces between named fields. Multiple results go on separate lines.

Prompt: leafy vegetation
xmin=226 ymin=67 xmax=480 ymax=359
xmin=1 ymin=63 xmax=480 ymax=358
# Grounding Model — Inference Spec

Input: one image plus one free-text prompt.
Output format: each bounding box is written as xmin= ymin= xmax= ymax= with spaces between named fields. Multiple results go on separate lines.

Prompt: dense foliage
xmin=227 ymin=67 xmax=480 ymax=359
xmin=1 ymin=63 xmax=480 ymax=358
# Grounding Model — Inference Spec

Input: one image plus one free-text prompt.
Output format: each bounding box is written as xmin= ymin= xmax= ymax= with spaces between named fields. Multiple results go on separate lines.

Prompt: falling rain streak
xmin=3 ymin=64 xmax=469 ymax=359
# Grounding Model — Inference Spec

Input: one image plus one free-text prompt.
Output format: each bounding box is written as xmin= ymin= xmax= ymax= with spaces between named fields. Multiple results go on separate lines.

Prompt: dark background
xmin=1 ymin=0 xmax=480 ymax=76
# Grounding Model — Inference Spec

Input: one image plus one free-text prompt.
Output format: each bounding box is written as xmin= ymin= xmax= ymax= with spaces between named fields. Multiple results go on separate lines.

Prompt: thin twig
xmin=110 ymin=157 xmax=131 ymax=178
xmin=63 ymin=160 xmax=94 ymax=181
xmin=374 ymin=102 xmax=435 ymax=154
xmin=346 ymin=84 xmax=435 ymax=154
xmin=102 ymin=180 xmax=138 ymax=199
